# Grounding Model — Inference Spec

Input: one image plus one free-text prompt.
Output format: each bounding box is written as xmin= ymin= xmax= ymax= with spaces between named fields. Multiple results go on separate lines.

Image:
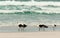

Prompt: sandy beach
xmin=0 ymin=32 xmax=60 ymax=38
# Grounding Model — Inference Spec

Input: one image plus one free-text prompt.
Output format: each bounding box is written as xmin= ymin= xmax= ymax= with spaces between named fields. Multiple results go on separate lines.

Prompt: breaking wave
xmin=0 ymin=11 xmax=60 ymax=15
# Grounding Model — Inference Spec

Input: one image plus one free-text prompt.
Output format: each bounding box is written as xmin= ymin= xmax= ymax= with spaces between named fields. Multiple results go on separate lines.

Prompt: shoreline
xmin=0 ymin=25 xmax=59 ymax=32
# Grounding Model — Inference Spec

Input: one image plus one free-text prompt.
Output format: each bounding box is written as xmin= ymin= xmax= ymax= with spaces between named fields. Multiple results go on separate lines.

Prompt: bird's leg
xmin=44 ymin=27 xmax=45 ymax=31
xmin=53 ymin=27 xmax=56 ymax=31
xmin=22 ymin=27 xmax=24 ymax=32
xmin=18 ymin=27 xmax=20 ymax=32
xmin=21 ymin=27 xmax=23 ymax=32
xmin=53 ymin=27 xmax=54 ymax=31
xmin=23 ymin=28 xmax=24 ymax=31
xmin=39 ymin=27 xmax=40 ymax=31
xmin=43 ymin=27 xmax=45 ymax=31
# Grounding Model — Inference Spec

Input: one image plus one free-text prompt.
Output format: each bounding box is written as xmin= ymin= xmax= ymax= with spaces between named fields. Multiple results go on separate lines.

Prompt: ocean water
xmin=0 ymin=12 xmax=59 ymax=26
xmin=0 ymin=1 xmax=60 ymax=32
xmin=0 ymin=12 xmax=60 ymax=32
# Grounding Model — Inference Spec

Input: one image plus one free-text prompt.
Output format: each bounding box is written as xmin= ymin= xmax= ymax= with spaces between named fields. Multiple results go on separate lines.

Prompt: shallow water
xmin=0 ymin=13 xmax=60 ymax=26
xmin=0 ymin=25 xmax=60 ymax=32
xmin=0 ymin=12 xmax=60 ymax=32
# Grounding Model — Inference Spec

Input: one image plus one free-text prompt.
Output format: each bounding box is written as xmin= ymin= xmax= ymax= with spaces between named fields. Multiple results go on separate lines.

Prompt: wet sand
xmin=0 ymin=32 xmax=60 ymax=38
